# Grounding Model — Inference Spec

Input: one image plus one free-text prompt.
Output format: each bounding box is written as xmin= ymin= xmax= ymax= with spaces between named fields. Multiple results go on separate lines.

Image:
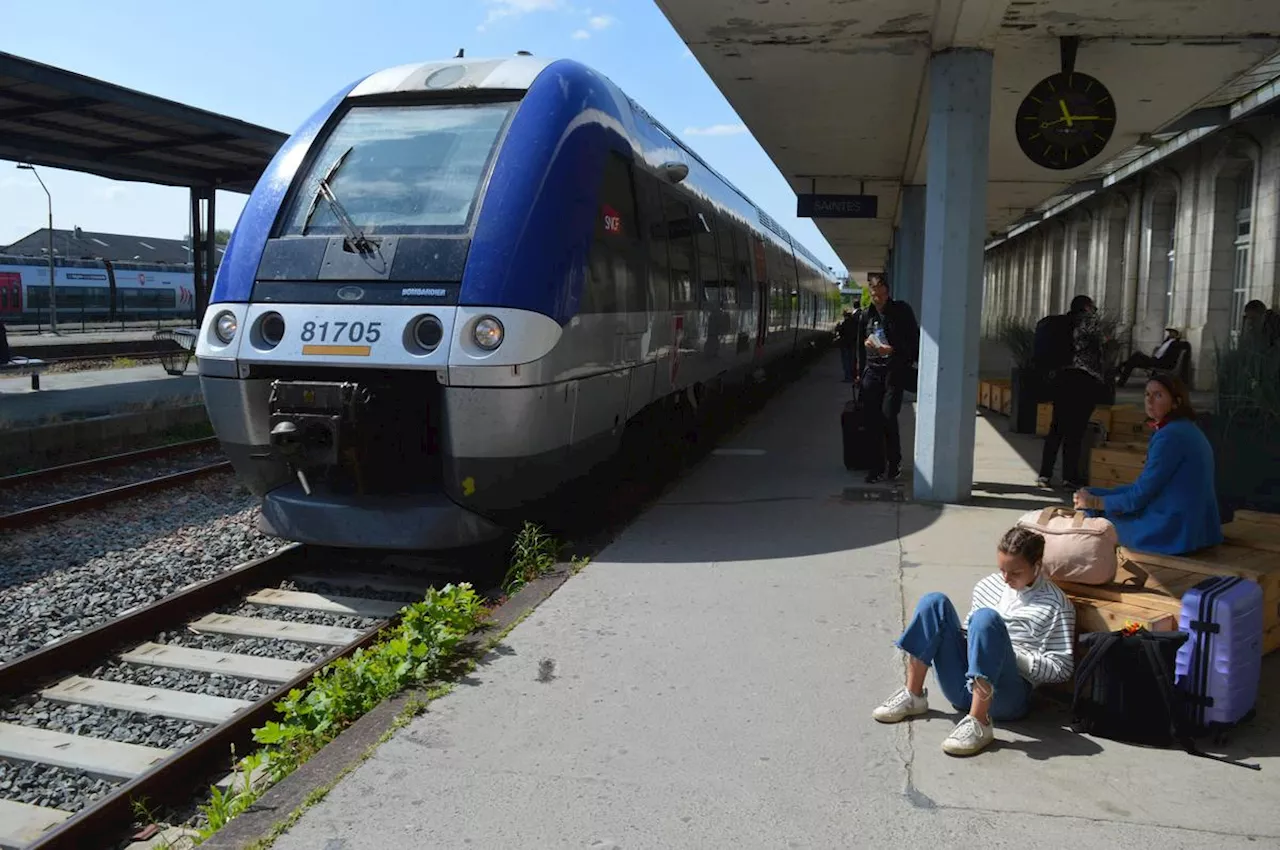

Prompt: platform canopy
xmin=654 ymin=0 xmax=1280 ymax=271
xmin=0 ymin=51 xmax=286 ymax=193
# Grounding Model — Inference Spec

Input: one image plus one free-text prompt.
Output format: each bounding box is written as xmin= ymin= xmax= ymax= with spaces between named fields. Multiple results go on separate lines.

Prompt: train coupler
xmin=266 ymin=380 xmax=372 ymax=484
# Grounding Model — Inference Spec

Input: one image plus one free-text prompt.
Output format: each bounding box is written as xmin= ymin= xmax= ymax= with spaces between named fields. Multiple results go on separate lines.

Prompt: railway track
xmin=0 ymin=439 xmax=230 ymax=531
xmin=0 ymin=544 xmax=475 ymax=849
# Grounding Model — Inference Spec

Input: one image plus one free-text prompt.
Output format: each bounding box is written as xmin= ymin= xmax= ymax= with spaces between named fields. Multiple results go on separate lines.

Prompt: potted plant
xmin=995 ymin=317 xmax=1040 ymax=434
xmin=1206 ymin=339 xmax=1280 ymax=514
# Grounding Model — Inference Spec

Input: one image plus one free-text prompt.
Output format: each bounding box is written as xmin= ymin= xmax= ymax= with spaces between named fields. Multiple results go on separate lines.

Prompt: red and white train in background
xmin=0 ymin=254 xmax=196 ymax=322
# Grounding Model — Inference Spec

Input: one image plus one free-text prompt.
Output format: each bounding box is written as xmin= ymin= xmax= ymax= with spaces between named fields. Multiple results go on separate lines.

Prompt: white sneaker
xmin=941 ymin=715 xmax=995 ymax=756
xmin=872 ymin=687 xmax=928 ymax=723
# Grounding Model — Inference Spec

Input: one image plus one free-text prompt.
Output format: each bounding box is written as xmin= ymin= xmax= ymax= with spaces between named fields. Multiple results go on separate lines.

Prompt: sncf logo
xmin=602 ymin=204 xmax=621 ymax=235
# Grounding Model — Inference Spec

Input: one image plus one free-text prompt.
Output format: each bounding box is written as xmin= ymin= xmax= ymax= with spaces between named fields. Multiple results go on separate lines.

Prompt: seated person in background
xmin=1115 ymin=328 xmax=1186 ymax=387
xmin=872 ymin=527 xmax=1075 ymax=758
xmin=1242 ymin=299 xmax=1280 ymax=350
xmin=1074 ymin=371 xmax=1222 ymax=556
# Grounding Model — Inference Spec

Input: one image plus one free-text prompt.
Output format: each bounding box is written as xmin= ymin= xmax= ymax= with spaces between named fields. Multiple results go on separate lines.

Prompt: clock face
xmin=1015 ymin=72 xmax=1116 ymax=170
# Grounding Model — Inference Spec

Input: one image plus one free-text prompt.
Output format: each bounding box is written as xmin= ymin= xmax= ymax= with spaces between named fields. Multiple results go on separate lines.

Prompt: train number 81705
xmin=298 ymin=321 xmax=383 ymax=344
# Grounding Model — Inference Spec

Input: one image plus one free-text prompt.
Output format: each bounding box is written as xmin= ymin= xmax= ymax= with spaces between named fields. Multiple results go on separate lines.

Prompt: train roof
xmin=342 ymin=55 xmax=836 ymax=283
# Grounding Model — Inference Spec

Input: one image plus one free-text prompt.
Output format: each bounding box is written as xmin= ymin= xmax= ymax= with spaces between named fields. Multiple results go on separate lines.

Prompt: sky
xmin=0 ymin=0 xmax=847 ymax=275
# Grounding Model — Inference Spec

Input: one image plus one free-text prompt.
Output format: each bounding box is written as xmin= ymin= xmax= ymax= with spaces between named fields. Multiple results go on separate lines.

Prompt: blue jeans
xmin=896 ymin=592 xmax=1032 ymax=721
xmin=839 ymin=346 xmax=854 ymax=380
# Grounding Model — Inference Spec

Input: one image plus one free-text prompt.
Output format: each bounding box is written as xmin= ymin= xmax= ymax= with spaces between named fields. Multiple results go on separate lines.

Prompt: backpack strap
xmin=1138 ymin=635 xmax=1260 ymax=771
xmin=1071 ymin=632 xmax=1120 ymax=710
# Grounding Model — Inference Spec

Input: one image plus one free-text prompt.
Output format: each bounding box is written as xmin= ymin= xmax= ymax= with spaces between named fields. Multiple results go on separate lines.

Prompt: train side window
xmin=636 ymin=172 xmax=670 ymax=313
xmin=584 ymin=151 xmax=642 ymax=314
xmin=733 ymin=226 xmax=753 ymax=306
xmin=662 ymin=188 xmax=696 ymax=307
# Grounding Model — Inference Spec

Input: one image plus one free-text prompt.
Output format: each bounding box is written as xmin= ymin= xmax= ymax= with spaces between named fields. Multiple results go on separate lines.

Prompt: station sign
xmin=796 ymin=193 xmax=878 ymax=219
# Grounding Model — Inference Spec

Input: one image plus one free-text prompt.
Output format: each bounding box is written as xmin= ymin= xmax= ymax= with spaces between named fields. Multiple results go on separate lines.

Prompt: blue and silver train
xmin=196 ymin=55 xmax=839 ymax=550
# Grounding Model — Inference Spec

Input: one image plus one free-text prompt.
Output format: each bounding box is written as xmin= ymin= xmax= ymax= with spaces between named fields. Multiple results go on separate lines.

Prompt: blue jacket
xmin=1088 ymin=418 xmax=1223 ymax=555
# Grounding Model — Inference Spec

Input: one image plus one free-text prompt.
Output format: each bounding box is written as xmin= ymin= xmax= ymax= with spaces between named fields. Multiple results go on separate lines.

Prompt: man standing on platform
xmin=858 ymin=273 xmax=919 ymax=484
xmin=1036 ymin=295 xmax=1105 ymax=490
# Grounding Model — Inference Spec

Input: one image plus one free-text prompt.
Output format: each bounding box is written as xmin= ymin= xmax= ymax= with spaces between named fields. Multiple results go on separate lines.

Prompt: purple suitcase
xmin=1174 ymin=574 xmax=1263 ymax=734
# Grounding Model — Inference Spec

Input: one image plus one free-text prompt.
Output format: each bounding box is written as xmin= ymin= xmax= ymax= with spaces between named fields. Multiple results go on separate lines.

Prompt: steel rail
xmin=0 ymin=461 xmax=232 ymax=531
xmin=0 ymin=437 xmax=220 ymax=488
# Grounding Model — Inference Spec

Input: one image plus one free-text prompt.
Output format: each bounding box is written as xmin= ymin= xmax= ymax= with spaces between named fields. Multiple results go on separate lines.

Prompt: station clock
xmin=1015 ymin=71 xmax=1116 ymax=171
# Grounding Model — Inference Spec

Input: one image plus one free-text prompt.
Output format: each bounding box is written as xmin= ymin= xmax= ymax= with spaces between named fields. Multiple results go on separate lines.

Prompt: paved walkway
xmin=269 ymin=351 xmax=1276 ymax=849
xmin=0 ymin=364 xmax=200 ymax=428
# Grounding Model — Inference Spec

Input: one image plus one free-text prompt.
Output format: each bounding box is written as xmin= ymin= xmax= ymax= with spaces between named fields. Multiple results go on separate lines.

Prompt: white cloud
xmin=478 ymin=0 xmax=562 ymax=31
xmin=588 ymin=14 xmax=615 ymax=30
xmin=682 ymin=123 xmax=748 ymax=137
xmin=571 ymin=29 xmax=590 ymax=39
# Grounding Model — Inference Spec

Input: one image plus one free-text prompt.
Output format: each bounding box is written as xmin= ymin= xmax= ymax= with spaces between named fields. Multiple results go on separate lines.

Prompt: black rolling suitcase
xmin=842 ymin=395 xmax=875 ymax=471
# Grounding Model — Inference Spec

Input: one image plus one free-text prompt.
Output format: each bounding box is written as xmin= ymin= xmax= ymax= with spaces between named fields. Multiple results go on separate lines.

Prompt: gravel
xmin=221 ymin=601 xmax=381 ymax=631
xmin=157 ymin=629 xmax=331 ymax=665
xmin=0 ymin=444 xmax=226 ymax=514
xmin=0 ymin=758 xmax=117 ymax=813
xmin=91 ymin=659 xmax=276 ymax=703
xmin=0 ymin=474 xmax=283 ymax=663
xmin=0 ymin=696 xmax=207 ymax=750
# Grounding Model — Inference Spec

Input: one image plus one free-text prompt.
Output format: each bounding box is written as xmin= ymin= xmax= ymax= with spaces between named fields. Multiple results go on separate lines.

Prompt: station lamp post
xmin=16 ymin=163 xmax=57 ymax=333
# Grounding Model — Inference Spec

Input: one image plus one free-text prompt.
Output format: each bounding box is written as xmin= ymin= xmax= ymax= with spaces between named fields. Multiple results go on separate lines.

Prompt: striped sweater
xmin=962 ymin=573 xmax=1076 ymax=686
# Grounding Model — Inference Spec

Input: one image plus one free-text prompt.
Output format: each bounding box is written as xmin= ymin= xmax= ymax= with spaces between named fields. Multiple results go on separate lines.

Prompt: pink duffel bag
xmin=1016 ymin=507 xmax=1119 ymax=585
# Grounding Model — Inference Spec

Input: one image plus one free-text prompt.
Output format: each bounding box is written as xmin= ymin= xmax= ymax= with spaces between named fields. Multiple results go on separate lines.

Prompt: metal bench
xmin=0 ymin=356 xmax=50 ymax=390
xmin=153 ymin=328 xmax=198 ymax=376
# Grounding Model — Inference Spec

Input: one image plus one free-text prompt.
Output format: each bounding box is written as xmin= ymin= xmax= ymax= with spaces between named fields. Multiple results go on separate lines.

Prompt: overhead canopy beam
xmin=0 ymin=50 xmax=285 ymax=194
xmin=1156 ymin=105 xmax=1231 ymax=134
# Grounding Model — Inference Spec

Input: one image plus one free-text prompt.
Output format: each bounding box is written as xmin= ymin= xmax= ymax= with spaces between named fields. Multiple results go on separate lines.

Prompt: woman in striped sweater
xmin=872 ymin=527 xmax=1076 ymax=756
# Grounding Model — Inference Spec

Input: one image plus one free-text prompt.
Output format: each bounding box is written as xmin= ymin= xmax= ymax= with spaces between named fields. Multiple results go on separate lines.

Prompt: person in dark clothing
xmin=1242 ymin=300 xmax=1280 ymax=349
xmin=1037 ymin=295 xmax=1106 ymax=490
xmin=859 ymin=275 xmax=920 ymax=484
xmin=836 ymin=310 xmax=860 ymax=382
xmin=1115 ymin=328 xmax=1185 ymax=387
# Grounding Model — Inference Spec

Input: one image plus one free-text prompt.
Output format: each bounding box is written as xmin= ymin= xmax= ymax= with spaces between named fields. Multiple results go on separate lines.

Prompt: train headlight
xmin=213 ymin=311 xmax=238 ymax=345
xmin=473 ymin=316 xmax=504 ymax=351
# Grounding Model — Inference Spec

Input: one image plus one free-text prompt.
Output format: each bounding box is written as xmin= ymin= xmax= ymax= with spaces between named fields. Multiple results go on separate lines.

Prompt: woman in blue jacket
xmin=1073 ymin=371 xmax=1222 ymax=555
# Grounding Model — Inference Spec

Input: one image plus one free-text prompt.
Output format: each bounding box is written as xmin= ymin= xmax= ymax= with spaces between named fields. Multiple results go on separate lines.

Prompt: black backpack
xmin=1033 ymin=313 xmax=1074 ymax=375
xmin=1071 ymin=627 xmax=1259 ymax=770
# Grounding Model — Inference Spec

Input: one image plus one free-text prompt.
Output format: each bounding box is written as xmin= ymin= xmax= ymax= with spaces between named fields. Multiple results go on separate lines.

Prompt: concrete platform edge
xmin=196 ymin=566 xmax=576 ymax=850
xmin=0 ymin=404 xmax=209 ymax=471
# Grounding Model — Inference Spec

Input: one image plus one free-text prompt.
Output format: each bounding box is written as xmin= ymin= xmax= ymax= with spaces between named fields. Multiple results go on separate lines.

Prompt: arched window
xmin=1231 ymin=167 xmax=1254 ymax=343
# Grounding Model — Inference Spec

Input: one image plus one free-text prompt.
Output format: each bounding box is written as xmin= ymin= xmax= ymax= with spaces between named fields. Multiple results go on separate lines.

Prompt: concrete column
xmin=895 ymin=185 xmax=926 ymax=313
xmin=914 ymin=48 xmax=993 ymax=504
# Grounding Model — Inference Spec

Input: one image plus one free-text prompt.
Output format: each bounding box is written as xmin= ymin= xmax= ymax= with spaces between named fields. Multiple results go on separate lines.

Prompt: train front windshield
xmin=279 ymin=102 xmax=516 ymax=237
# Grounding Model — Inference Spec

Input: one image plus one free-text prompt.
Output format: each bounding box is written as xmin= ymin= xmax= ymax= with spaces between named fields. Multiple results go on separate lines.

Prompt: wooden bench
xmin=1089 ymin=441 xmax=1148 ymax=488
xmin=0 ymin=356 xmax=49 ymax=390
xmin=1057 ymin=510 xmax=1280 ymax=655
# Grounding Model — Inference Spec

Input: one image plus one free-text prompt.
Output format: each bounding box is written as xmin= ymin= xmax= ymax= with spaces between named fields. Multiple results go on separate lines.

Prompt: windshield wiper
xmin=302 ymin=147 xmax=375 ymax=253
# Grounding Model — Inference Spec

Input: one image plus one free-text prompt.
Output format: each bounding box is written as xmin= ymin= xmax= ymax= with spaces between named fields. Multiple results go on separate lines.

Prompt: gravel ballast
xmin=0 ymin=444 xmax=226 ymax=515
xmin=0 ymin=758 xmax=117 ymax=813
xmin=0 ymin=474 xmax=282 ymax=663
xmin=0 ymin=697 xmax=207 ymax=750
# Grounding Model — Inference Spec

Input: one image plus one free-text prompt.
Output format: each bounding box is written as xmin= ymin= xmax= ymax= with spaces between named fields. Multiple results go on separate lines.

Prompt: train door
xmin=752 ymin=235 xmax=768 ymax=355
xmin=0 ymin=272 xmax=21 ymax=317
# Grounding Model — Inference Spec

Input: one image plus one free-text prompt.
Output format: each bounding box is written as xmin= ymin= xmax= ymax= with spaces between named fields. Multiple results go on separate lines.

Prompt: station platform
xmin=0 ymin=363 xmax=199 ymax=428
xmin=266 ymin=350 xmax=1279 ymax=849
xmin=5 ymin=327 xmax=189 ymax=350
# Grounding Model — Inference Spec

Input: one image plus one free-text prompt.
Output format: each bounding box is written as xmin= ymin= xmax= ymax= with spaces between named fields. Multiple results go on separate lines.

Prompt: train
xmin=195 ymin=54 xmax=841 ymax=551
xmin=0 ymin=255 xmax=197 ymax=322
